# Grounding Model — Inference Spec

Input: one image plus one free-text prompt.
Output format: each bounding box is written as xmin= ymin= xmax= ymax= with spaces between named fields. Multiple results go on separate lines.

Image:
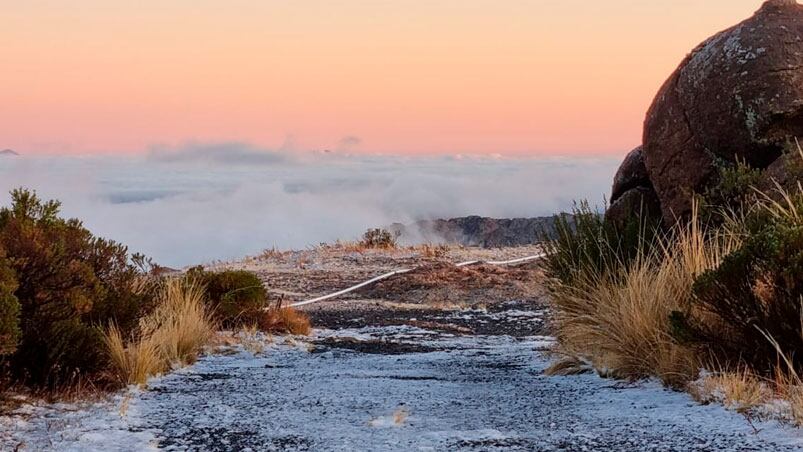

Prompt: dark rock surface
xmin=390 ymin=215 xmax=570 ymax=248
xmin=605 ymin=187 xmax=662 ymax=229
xmin=610 ymin=146 xmax=651 ymax=204
xmin=642 ymin=0 xmax=803 ymax=221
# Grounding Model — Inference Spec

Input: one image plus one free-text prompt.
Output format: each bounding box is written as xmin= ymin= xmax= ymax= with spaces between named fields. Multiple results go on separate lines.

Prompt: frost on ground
xmin=3 ymin=247 xmax=803 ymax=451
xmin=2 ymin=313 xmax=803 ymax=451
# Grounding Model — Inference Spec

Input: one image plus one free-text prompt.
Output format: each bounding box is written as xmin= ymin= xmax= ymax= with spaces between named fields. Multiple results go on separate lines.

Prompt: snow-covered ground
xmin=2 ymin=319 xmax=803 ymax=451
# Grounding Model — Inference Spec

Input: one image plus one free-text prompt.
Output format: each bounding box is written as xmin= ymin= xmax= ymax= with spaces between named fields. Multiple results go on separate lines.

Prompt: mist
xmin=0 ymin=144 xmax=620 ymax=267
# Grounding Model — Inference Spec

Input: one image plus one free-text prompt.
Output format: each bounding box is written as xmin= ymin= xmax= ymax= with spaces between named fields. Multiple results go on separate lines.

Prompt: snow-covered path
xmin=3 ymin=320 xmax=803 ymax=451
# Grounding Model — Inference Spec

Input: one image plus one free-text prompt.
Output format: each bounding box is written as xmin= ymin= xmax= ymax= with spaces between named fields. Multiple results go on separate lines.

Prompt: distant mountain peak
xmin=0 ymin=149 xmax=19 ymax=156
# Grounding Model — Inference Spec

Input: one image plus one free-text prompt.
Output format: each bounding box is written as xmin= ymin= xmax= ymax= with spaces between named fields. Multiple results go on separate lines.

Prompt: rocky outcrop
xmin=608 ymin=146 xmax=662 ymax=227
xmin=611 ymin=146 xmax=651 ymax=204
xmin=640 ymin=0 xmax=803 ymax=221
xmin=390 ymin=215 xmax=571 ymax=248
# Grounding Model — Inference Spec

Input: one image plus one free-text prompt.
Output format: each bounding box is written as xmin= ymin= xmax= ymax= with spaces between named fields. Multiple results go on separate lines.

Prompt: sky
xmin=1 ymin=0 xmax=768 ymax=157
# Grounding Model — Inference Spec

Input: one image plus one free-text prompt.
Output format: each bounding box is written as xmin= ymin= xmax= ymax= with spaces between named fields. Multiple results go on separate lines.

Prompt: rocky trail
xmin=2 ymin=246 xmax=803 ymax=451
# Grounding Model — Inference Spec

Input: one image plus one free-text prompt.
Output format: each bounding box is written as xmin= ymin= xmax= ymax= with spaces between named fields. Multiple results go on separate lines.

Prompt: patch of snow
xmin=2 ymin=325 xmax=803 ymax=451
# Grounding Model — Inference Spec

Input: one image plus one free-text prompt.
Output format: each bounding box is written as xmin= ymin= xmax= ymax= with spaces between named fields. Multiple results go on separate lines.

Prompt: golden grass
xmin=142 ymin=278 xmax=216 ymax=367
xmin=239 ymin=323 xmax=266 ymax=355
xmin=103 ymin=324 xmax=163 ymax=386
xmin=548 ymin=206 xmax=742 ymax=386
xmin=690 ymin=368 xmax=769 ymax=413
xmin=103 ymin=278 xmax=216 ymax=386
xmin=259 ymin=302 xmax=312 ymax=336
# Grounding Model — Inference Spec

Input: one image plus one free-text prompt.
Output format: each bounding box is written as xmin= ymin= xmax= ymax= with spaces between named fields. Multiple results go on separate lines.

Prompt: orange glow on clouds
xmin=1 ymin=1 xmax=768 ymax=156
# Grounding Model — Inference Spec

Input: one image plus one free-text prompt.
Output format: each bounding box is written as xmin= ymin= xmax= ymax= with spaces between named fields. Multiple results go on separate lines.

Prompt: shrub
xmin=258 ymin=300 xmax=311 ymax=335
xmin=546 ymin=204 xmax=741 ymax=386
xmin=698 ymin=159 xmax=763 ymax=224
xmin=543 ymin=201 xmax=658 ymax=287
xmin=187 ymin=267 xmax=267 ymax=327
xmin=104 ymin=277 xmax=215 ymax=386
xmin=689 ymin=186 xmax=803 ymax=374
xmin=360 ymin=228 xmax=398 ymax=249
xmin=0 ymin=188 xmax=153 ymax=387
xmin=0 ymin=250 xmax=20 ymax=356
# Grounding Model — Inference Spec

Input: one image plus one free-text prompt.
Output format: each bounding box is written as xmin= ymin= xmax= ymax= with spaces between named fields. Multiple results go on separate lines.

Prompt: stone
xmin=611 ymin=146 xmax=651 ymax=204
xmin=643 ymin=0 xmax=803 ymax=221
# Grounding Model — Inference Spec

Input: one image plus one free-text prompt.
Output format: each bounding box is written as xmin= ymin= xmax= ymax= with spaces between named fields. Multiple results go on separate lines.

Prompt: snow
xmin=3 ymin=320 xmax=803 ymax=451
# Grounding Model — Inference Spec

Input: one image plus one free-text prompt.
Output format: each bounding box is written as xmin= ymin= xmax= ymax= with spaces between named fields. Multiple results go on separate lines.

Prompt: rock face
xmin=608 ymin=146 xmax=661 ymax=227
xmin=641 ymin=0 xmax=803 ymax=221
xmin=390 ymin=216 xmax=570 ymax=248
xmin=606 ymin=187 xmax=662 ymax=229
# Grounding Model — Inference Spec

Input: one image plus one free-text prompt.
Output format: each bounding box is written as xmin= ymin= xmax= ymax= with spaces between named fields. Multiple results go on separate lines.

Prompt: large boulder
xmin=606 ymin=187 xmax=662 ymax=230
xmin=643 ymin=0 xmax=803 ymax=222
xmin=611 ymin=146 xmax=651 ymax=204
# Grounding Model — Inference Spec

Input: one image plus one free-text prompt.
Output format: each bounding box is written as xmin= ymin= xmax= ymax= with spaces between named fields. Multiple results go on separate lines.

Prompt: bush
xmin=0 ymin=188 xmax=153 ymax=387
xmin=699 ymin=160 xmax=763 ymax=222
xmin=187 ymin=267 xmax=267 ymax=327
xmin=543 ymin=201 xmax=658 ymax=287
xmin=0 ymin=250 xmax=20 ymax=356
xmin=104 ymin=277 xmax=215 ymax=386
xmin=258 ymin=300 xmax=311 ymax=335
xmin=360 ymin=228 xmax=398 ymax=249
xmin=689 ymin=188 xmax=803 ymax=374
xmin=545 ymin=202 xmax=742 ymax=386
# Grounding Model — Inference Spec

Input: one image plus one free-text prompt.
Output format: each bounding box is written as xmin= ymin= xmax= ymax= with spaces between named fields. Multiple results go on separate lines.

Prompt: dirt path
xmin=2 ymin=246 xmax=802 ymax=451
xmin=3 ymin=308 xmax=801 ymax=451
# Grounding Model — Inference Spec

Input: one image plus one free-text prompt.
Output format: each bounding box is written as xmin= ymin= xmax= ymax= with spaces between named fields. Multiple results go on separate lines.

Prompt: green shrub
xmin=187 ymin=267 xmax=267 ymax=327
xmin=0 ymin=250 xmax=20 ymax=356
xmin=700 ymin=160 xmax=762 ymax=222
xmin=543 ymin=201 xmax=659 ymax=286
xmin=0 ymin=188 xmax=153 ymax=387
xmin=360 ymin=228 xmax=398 ymax=249
xmin=690 ymin=197 xmax=803 ymax=374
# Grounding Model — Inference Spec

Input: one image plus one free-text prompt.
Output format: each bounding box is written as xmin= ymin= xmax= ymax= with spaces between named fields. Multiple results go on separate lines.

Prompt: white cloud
xmin=0 ymin=146 xmax=619 ymax=267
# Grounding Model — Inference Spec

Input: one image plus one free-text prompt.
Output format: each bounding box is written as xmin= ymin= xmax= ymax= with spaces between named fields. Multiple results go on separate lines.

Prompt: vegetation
xmin=700 ymin=159 xmax=763 ymax=219
xmin=186 ymin=267 xmax=268 ymax=327
xmin=0 ymin=251 xmax=20 ymax=356
xmin=104 ymin=278 xmax=215 ymax=386
xmin=360 ymin=228 xmax=399 ymax=249
xmin=0 ymin=188 xmax=307 ymax=394
xmin=546 ymin=204 xmax=739 ymax=386
xmin=258 ymin=300 xmax=311 ymax=336
xmin=544 ymin=140 xmax=803 ymax=421
xmin=0 ymin=189 xmax=155 ymax=387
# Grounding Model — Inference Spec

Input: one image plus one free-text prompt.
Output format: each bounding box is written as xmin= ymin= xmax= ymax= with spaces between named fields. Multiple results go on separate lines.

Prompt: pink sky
xmin=1 ymin=1 xmax=769 ymax=156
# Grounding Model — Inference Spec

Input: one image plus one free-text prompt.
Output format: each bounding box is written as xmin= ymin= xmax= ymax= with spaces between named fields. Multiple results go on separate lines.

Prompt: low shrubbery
xmin=186 ymin=267 xmax=268 ymax=327
xmin=0 ymin=188 xmax=307 ymax=394
xmin=0 ymin=252 xmax=20 ymax=356
xmin=545 ymin=141 xmax=803 ymax=420
xmin=258 ymin=300 xmax=311 ymax=336
xmin=104 ymin=278 xmax=215 ymax=386
xmin=546 ymin=204 xmax=739 ymax=386
xmin=0 ymin=189 xmax=156 ymax=388
xmin=360 ymin=228 xmax=399 ymax=249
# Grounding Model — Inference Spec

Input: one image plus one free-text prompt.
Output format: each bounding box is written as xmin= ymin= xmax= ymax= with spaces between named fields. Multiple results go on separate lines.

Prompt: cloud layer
xmin=0 ymin=144 xmax=619 ymax=267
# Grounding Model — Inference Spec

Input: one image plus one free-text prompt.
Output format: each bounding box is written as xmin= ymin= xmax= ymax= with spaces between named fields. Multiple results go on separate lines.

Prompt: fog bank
xmin=0 ymin=144 xmax=619 ymax=266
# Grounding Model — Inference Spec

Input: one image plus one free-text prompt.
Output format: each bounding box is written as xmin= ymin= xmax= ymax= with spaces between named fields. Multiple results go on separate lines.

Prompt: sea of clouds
xmin=0 ymin=143 xmax=620 ymax=267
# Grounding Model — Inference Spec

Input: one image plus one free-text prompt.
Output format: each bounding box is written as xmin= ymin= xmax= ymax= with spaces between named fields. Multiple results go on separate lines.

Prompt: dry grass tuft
xmin=259 ymin=301 xmax=312 ymax=336
xmin=103 ymin=278 xmax=216 ymax=386
xmin=544 ymin=356 xmax=593 ymax=376
xmin=103 ymin=324 xmax=163 ymax=386
xmin=690 ymin=368 xmax=769 ymax=413
xmin=548 ymin=207 xmax=742 ymax=386
xmin=142 ymin=278 xmax=216 ymax=367
xmin=239 ymin=324 xmax=266 ymax=355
